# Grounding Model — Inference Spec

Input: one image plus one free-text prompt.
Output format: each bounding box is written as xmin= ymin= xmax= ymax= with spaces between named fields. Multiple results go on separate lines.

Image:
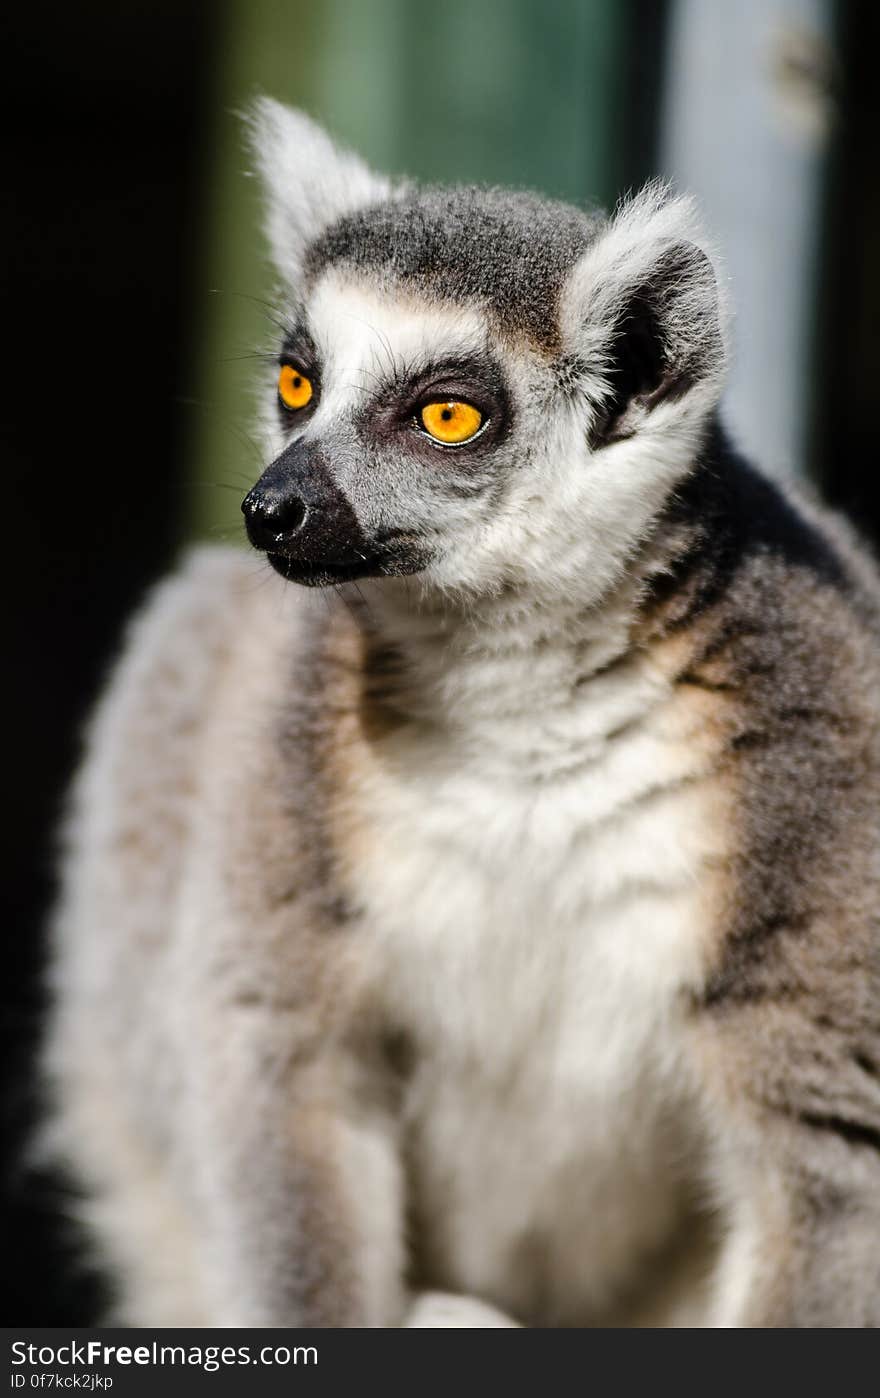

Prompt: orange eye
xmin=420 ymin=400 xmax=483 ymax=445
xmin=278 ymin=365 xmax=313 ymax=411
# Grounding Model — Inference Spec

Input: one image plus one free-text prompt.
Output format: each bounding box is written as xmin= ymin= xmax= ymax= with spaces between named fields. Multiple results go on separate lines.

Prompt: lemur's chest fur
xmin=328 ymin=606 xmax=731 ymax=1324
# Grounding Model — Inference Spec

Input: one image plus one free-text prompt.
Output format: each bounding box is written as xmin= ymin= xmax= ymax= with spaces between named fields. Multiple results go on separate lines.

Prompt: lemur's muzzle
xmin=242 ymin=442 xmax=374 ymax=586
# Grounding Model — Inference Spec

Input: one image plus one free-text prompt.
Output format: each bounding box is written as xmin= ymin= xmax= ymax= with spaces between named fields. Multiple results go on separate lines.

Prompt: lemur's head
xmin=242 ymin=100 xmax=728 ymax=603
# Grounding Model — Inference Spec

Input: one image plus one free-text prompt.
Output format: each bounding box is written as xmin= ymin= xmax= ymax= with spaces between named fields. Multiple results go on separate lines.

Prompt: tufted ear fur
xmin=245 ymin=97 xmax=395 ymax=289
xmin=560 ymin=182 xmax=729 ymax=446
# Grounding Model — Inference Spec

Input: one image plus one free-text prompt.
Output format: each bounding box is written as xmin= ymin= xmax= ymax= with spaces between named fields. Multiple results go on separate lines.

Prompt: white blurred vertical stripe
xmin=661 ymin=0 xmax=835 ymax=479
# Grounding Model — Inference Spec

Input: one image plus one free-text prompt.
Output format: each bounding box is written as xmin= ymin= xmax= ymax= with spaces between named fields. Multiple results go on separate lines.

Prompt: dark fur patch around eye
xmin=388 ymin=352 xmax=508 ymax=421
xmin=277 ymin=325 xmax=322 ymax=425
xmin=355 ymin=350 xmax=511 ymax=464
xmin=279 ymin=323 xmax=319 ymax=369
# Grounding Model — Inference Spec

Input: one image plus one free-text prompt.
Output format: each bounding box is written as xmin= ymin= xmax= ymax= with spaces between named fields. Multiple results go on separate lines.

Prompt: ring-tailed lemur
xmin=42 ymin=100 xmax=880 ymax=1327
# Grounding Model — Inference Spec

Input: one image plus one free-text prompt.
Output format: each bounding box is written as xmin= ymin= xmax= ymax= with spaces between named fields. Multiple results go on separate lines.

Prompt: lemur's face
xmin=245 ymin=267 xmax=521 ymax=588
xmin=243 ymin=103 xmax=726 ymax=600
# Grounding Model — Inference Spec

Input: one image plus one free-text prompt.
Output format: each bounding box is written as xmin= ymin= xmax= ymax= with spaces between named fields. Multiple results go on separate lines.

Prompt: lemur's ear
xmin=561 ymin=182 xmax=728 ymax=446
xmin=245 ymin=97 xmax=394 ymax=288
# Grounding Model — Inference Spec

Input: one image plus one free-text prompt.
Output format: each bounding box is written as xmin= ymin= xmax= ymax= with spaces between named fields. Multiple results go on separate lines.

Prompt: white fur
xmin=46 ymin=542 xmax=729 ymax=1324
xmin=246 ymin=99 xmax=397 ymax=290
xmin=332 ymin=570 xmax=727 ymax=1324
xmin=406 ymin=1293 xmax=520 ymax=1327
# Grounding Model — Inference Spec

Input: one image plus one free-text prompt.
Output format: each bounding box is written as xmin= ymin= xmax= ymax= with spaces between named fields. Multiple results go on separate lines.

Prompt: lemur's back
xmin=41 ymin=101 xmax=880 ymax=1326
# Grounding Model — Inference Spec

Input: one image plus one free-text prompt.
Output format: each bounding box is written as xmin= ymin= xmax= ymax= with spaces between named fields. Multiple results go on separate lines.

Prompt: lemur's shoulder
xmin=645 ymin=424 xmax=880 ymax=641
xmin=641 ymin=430 xmax=880 ymax=1017
xmin=60 ymin=546 xmax=283 ymax=876
xmin=86 ymin=546 xmax=258 ymax=750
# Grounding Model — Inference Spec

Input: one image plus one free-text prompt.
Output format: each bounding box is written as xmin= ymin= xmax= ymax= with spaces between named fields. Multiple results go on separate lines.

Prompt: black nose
xmin=242 ymin=442 xmax=374 ymax=585
xmin=241 ymin=487 xmax=307 ymax=550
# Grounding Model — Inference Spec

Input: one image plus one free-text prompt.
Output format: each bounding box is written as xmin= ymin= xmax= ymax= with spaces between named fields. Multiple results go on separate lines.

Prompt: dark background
xmin=2 ymin=0 xmax=878 ymax=1322
xmin=2 ymin=1 xmax=214 ymax=1321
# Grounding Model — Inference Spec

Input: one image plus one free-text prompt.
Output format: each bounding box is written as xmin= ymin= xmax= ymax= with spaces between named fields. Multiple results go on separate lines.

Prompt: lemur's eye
xmin=278 ymin=365 xmax=313 ymax=411
xmin=420 ymin=401 xmax=483 ymax=445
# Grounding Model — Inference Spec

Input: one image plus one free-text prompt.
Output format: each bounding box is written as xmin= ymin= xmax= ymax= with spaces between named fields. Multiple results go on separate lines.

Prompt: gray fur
xmin=40 ymin=104 xmax=880 ymax=1327
xmin=306 ymin=186 xmax=601 ymax=349
xmin=641 ymin=441 xmax=880 ymax=1323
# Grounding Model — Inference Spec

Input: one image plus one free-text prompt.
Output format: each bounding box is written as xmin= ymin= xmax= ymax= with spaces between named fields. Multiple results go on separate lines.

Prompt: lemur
xmin=42 ymin=99 xmax=880 ymax=1327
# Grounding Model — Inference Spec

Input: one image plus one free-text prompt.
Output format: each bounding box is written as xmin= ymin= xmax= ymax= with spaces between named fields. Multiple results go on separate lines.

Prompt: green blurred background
xmin=191 ymin=0 xmax=660 ymax=538
xmin=185 ymin=0 xmax=876 ymax=544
